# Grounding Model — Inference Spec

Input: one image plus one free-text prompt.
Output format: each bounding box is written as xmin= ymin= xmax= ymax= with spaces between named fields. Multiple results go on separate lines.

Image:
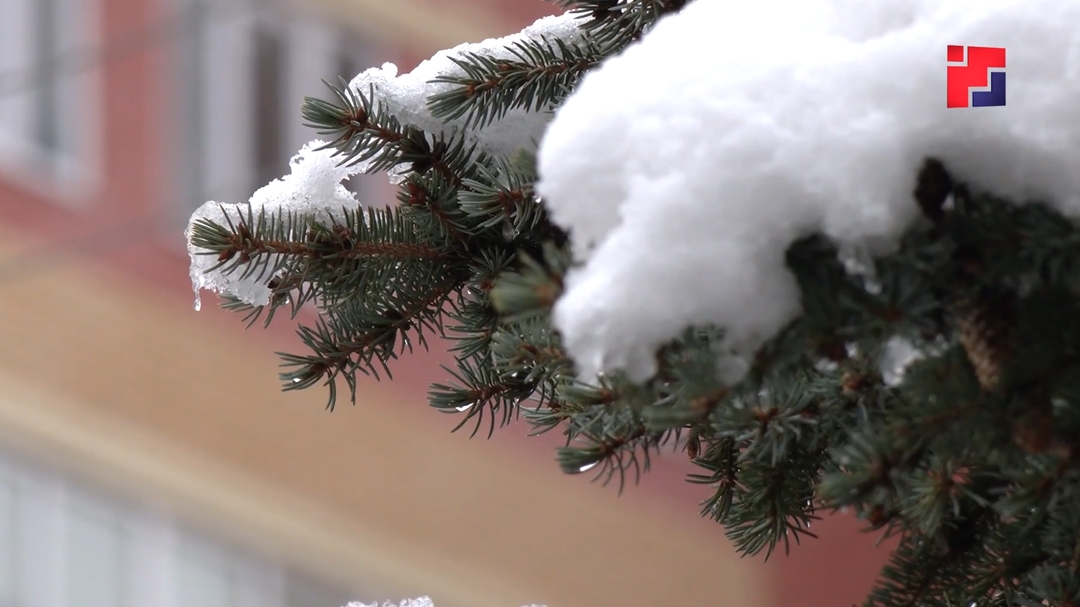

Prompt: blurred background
xmin=0 ymin=1 xmax=893 ymax=606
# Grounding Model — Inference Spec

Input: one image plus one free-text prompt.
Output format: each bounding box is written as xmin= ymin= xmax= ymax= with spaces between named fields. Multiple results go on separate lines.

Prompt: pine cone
xmin=954 ymin=292 xmax=1014 ymax=392
xmin=1012 ymin=392 xmax=1055 ymax=454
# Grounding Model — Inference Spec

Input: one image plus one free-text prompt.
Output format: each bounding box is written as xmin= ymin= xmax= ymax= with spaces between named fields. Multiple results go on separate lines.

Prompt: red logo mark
xmin=947 ymin=45 xmax=1006 ymax=108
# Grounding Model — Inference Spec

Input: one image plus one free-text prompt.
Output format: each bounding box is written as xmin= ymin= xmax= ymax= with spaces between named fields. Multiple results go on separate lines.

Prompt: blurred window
xmin=176 ymin=0 xmax=381 ymax=218
xmin=0 ymin=446 xmax=364 ymax=607
xmin=0 ymin=0 xmax=100 ymax=193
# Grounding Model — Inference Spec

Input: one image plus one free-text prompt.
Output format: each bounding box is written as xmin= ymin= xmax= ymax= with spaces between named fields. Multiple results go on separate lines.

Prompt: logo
xmin=947 ymin=45 xmax=1006 ymax=108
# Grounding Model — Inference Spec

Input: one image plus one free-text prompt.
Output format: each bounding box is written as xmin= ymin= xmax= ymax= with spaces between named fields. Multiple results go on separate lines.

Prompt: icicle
xmin=578 ymin=461 xmax=599 ymax=473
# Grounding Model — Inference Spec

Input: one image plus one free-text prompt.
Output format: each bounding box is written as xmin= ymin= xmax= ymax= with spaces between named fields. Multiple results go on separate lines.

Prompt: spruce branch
xmin=189 ymin=203 xmax=467 ymax=351
xmin=445 ymin=295 xmax=500 ymax=361
xmin=189 ymin=205 xmax=292 ymax=285
xmin=864 ymin=536 xmax=950 ymax=607
xmin=490 ymin=245 xmax=567 ymax=323
xmin=688 ymin=436 xmax=741 ymax=522
xmin=640 ymin=385 xmax=727 ymax=431
xmin=278 ymin=271 xmax=460 ymax=410
xmin=303 ymin=80 xmax=486 ymax=185
xmin=217 ymin=274 xmax=312 ymax=329
xmin=723 ymin=446 xmax=821 ymax=559
xmin=302 ymin=80 xmax=402 ymax=169
xmin=489 ymin=322 xmax=572 ymax=375
xmin=444 ymin=247 xmax=518 ymax=361
xmin=712 ymin=378 xmax=819 ymax=467
xmin=458 ymin=163 xmax=547 ymax=235
xmin=398 ymin=172 xmax=471 ymax=242
xmin=190 ymin=205 xmax=450 ymax=279
xmin=426 ymin=36 xmax=603 ymax=129
xmin=429 ymin=356 xmax=540 ymax=438
xmin=552 ymin=0 xmax=691 ymax=45
xmin=490 ymin=319 xmax=571 ymax=434
xmin=555 ymin=414 xmax=663 ymax=493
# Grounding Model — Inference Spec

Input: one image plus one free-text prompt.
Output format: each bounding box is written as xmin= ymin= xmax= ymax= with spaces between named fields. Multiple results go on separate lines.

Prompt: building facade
xmin=0 ymin=1 xmax=890 ymax=606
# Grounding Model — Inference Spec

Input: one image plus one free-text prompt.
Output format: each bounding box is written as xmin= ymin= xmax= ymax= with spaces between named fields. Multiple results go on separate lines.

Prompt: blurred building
xmin=0 ymin=1 xmax=890 ymax=607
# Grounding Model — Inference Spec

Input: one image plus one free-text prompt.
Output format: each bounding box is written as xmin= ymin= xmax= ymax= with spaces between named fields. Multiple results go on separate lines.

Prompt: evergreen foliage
xmin=187 ymin=1 xmax=1080 ymax=604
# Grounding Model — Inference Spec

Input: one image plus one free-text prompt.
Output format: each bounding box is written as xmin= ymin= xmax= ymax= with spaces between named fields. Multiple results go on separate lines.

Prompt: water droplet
xmin=292 ymin=377 xmax=302 ymax=384
xmin=193 ymin=289 xmax=202 ymax=312
xmin=578 ymin=461 xmax=599 ymax=473
xmin=456 ymin=402 xmax=475 ymax=412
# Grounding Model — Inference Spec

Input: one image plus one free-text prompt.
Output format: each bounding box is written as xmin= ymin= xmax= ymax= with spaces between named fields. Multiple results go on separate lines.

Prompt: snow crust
xmin=537 ymin=0 xmax=1080 ymax=384
xmin=186 ymin=13 xmax=586 ymax=310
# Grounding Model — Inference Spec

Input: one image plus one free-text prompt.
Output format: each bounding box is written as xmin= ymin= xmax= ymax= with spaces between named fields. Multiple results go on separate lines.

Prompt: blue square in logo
xmin=971 ymin=71 xmax=1006 ymax=107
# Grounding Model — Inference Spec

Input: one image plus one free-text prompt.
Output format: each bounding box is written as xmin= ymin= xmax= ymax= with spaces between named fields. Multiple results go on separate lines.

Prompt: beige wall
xmin=0 ymin=224 xmax=769 ymax=607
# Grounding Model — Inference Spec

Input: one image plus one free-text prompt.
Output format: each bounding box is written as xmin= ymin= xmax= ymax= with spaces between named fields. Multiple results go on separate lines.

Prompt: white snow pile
xmin=537 ymin=0 xmax=1080 ymax=385
xmin=186 ymin=13 xmax=587 ymax=310
xmin=345 ymin=599 xmax=544 ymax=607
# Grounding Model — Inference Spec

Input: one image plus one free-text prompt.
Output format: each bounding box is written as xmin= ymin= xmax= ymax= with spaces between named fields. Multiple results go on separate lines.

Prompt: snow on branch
xmin=537 ymin=0 xmax=1080 ymax=384
xmin=185 ymin=140 xmax=368 ymax=310
xmin=346 ymin=13 xmax=587 ymax=161
xmin=185 ymin=13 xmax=586 ymax=309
